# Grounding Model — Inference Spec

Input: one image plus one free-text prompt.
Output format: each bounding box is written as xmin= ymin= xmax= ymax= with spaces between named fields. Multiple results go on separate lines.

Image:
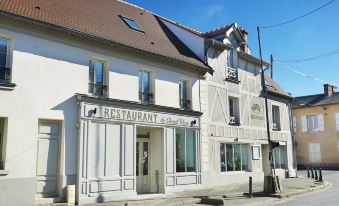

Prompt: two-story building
xmin=293 ymin=84 xmax=339 ymax=169
xmin=0 ymin=0 xmax=296 ymax=205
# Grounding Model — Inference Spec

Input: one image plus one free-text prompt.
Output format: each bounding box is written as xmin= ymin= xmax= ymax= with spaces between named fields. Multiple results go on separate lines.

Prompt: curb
xmin=276 ymin=180 xmax=331 ymax=199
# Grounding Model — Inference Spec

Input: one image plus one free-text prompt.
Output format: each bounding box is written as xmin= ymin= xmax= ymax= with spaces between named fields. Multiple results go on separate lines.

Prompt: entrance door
xmin=136 ymin=139 xmax=150 ymax=194
xmin=36 ymin=121 xmax=60 ymax=198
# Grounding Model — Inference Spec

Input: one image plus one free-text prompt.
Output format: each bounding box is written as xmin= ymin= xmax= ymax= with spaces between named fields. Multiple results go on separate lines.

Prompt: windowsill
xmin=0 ymin=82 xmax=16 ymax=90
xmin=0 ymin=170 xmax=9 ymax=176
xmin=225 ymin=78 xmax=241 ymax=84
xmin=272 ymin=129 xmax=281 ymax=132
xmin=220 ymin=171 xmax=249 ymax=174
xmin=229 ymin=123 xmax=241 ymax=126
xmin=175 ymin=172 xmax=199 ymax=176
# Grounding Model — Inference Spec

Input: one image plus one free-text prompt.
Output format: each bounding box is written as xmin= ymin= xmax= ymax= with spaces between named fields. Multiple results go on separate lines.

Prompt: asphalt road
xmin=273 ymin=170 xmax=339 ymax=206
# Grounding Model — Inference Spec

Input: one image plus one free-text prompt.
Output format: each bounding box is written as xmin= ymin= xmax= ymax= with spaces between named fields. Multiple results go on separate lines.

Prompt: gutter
xmin=0 ymin=10 xmax=213 ymax=74
xmin=238 ymin=51 xmax=270 ymax=67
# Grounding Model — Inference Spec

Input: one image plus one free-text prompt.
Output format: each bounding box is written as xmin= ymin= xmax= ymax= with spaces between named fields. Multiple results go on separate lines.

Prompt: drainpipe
xmin=289 ymin=99 xmax=298 ymax=176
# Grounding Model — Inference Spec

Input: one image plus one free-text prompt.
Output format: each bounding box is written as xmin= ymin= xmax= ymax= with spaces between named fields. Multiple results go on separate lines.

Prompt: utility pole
xmin=257 ymin=26 xmax=278 ymax=193
xmin=270 ymin=54 xmax=274 ymax=79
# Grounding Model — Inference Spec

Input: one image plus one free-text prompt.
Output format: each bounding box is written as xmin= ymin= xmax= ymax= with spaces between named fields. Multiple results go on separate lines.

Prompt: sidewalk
xmin=82 ymin=176 xmax=330 ymax=206
xmin=35 ymin=176 xmax=330 ymax=206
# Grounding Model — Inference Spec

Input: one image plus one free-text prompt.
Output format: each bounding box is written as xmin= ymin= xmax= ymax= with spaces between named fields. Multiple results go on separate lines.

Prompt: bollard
xmin=311 ymin=168 xmax=314 ymax=178
xmin=249 ymin=176 xmax=253 ymax=198
xmin=315 ymin=167 xmax=318 ymax=181
xmin=319 ymin=168 xmax=323 ymax=182
xmin=307 ymin=167 xmax=310 ymax=178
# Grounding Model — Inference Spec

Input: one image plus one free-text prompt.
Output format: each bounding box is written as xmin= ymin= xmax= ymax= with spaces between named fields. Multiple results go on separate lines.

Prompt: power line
xmin=276 ymin=49 xmax=339 ymax=63
xmin=276 ymin=62 xmax=339 ymax=86
xmin=260 ymin=0 xmax=336 ymax=29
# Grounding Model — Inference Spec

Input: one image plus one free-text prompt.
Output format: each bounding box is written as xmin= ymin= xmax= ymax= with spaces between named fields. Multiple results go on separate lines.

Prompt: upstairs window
xmin=225 ymin=48 xmax=239 ymax=83
xmin=307 ymin=115 xmax=319 ymax=132
xmin=179 ymin=79 xmax=191 ymax=110
xmin=229 ymin=96 xmax=240 ymax=126
xmin=89 ymin=59 xmax=107 ymax=96
xmin=121 ymin=16 xmax=144 ymax=32
xmin=0 ymin=38 xmax=11 ymax=84
xmin=272 ymin=105 xmax=281 ymax=131
xmin=138 ymin=70 xmax=153 ymax=103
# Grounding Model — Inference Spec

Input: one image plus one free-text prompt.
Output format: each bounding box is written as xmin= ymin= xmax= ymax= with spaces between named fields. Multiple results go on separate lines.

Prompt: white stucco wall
xmin=0 ymin=25 xmax=201 ymax=183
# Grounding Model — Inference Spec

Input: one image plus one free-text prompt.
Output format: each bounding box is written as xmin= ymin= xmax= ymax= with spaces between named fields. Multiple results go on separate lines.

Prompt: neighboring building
xmin=199 ymin=24 xmax=296 ymax=185
xmin=0 ymin=0 xmax=295 ymax=205
xmin=293 ymin=84 xmax=339 ymax=169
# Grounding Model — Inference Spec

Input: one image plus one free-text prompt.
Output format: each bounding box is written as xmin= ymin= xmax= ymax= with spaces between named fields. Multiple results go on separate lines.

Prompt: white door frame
xmin=136 ymin=138 xmax=151 ymax=194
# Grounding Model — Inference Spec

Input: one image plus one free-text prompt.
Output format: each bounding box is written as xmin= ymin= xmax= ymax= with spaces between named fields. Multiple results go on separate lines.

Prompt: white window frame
xmin=220 ymin=143 xmax=249 ymax=172
xmin=175 ymin=129 xmax=198 ymax=173
xmin=0 ymin=34 xmax=13 ymax=84
xmin=271 ymin=104 xmax=281 ymax=131
xmin=179 ymin=78 xmax=192 ymax=109
xmin=88 ymin=58 xmax=108 ymax=96
xmin=307 ymin=115 xmax=319 ymax=132
xmin=252 ymin=145 xmax=261 ymax=160
xmin=228 ymin=95 xmax=240 ymax=125
xmin=138 ymin=69 xmax=155 ymax=103
xmin=273 ymin=146 xmax=287 ymax=169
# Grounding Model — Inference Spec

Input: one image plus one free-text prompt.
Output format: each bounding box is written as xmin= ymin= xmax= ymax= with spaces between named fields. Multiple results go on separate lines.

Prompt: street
xmin=272 ymin=170 xmax=339 ymax=206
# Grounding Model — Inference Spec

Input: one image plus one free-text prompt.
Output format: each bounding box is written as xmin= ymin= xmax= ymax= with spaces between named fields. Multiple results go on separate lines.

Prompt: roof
xmin=265 ymin=75 xmax=292 ymax=99
xmin=202 ymin=23 xmax=235 ymax=37
xmin=0 ymin=0 xmax=211 ymax=72
xmin=293 ymin=92 xmax=339 ymax=108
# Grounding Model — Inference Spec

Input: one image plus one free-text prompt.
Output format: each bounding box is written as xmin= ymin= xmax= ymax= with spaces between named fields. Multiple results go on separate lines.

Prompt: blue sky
xmin=126 ymin=0 xmax=339 ymax=96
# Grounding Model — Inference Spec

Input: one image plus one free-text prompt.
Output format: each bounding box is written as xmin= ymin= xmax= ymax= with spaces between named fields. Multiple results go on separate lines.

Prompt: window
xmin=176 ymin=129 xmax=197 ymax=172
xmin=307 ymin=115 xmax=319 ymax=132
xmin=121 ymin=16 xmax=144 ymax=32
xmin=336 ymin=113 xmax=339 ymax=132
xmin=220 ymin=143 xmax=248 ymax=172
xmin=89 ymin=59 xmax=107 ymax=96
xmin=0 ymin=38 xmax=11 ymax=83
xmin=225 ymin=49 xmax=239 ymax=83
xmin=138 ymin=70 xmax=153 ymax=103
xmin=272 ymin=105 xmax=281 ymax=131
xmin=229 ymin=97 xmax=240 ymax=125
xmin=179 ymin=79 xmax=191 ymax=110
xmin=0 ymin=118 xmax=5 ymax=170
xmin=274 ymin=146 xmax=287 ymax=169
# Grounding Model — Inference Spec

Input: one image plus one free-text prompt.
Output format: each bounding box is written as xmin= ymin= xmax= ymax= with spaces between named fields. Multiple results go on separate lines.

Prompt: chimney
xmin=239 ymin=28 xmax=249 ymax=53
xmin=324 ymin=84 xmax=337 ymax=97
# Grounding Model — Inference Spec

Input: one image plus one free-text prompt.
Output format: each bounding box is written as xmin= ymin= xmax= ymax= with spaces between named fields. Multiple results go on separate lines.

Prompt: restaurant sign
xmin=82 ymin=104 xmax=198 ymax=127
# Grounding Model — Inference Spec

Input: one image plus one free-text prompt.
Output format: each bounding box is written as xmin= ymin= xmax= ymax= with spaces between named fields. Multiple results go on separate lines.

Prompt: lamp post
xmin=257 ymin=26 xmax=278 ymax=193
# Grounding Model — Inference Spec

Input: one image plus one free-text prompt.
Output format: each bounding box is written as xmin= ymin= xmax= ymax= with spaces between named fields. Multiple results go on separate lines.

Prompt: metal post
xmin=257 ymin=26 xmax=276 ymax=193
xmin=307 ymin=167 xmax=310 ymax=178
xmin=249 ymin=176 xmax=253 ymax=198
xmin=319 ymin=168 xmax=323 ymax=182
xmin=315 ymin=167 xmax=318 ymax=181
xmin=311 ymin=168 xmax=314 ymax=178
xmin=270 ymin=54 xmax=274 ymax=79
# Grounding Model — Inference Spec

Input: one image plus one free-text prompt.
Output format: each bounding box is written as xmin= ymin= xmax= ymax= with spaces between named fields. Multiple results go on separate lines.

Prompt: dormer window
xmin=225 ymin=49 xmax=239 ymax=83
xmin=121 ymin=16 xmax=144 ymax=32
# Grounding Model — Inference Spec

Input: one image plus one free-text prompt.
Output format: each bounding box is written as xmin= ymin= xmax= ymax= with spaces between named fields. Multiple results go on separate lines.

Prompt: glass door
xmin=136 ymin=139 xmax=150 ymax=194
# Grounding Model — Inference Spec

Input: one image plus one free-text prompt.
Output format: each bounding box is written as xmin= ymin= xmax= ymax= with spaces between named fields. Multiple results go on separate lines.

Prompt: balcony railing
xmin=139 ymin=91 xmax=154 ymax=104
xmin=88 ymin=83 xmax=107 ymax=97
xmin=180 ymin=99 xmax=191 ymax=110
xmin=272 ymin=122 xmax=281 ymax=131
xmin=229 ymin=116 xmax=240 ymax=126
xmin=225 ymin=67 xmax=240 ymax=83
xmin=0 ymin=66 xmax=11 ymax=84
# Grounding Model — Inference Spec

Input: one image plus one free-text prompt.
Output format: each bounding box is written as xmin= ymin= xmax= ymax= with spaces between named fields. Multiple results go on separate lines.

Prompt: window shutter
xmin=293 ymin=116 xmax=297 ymax=133
xmin=301 ymin=116 xmax=307 ymax=133
xmin=318 ymin=114 xmax=324 ymax=131
xmin=336 ymin=113 xmax=339 ymax=131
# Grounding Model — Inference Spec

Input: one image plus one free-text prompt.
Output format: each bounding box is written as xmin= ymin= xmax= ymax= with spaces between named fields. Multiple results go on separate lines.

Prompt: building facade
xmin=293 ymin=84 xmax=339 ymax=169
xmin=0 ymin=0 xmax=295 ymax=205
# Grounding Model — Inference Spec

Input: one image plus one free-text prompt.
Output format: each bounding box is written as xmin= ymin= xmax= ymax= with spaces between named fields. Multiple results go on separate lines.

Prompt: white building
xmin=0 ymin=1 xmax=295 ymax=205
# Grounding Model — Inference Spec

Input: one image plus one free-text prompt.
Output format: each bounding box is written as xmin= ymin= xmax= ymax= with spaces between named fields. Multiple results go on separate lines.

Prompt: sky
xmin=125 ymin=0 xmax=339 ymax=97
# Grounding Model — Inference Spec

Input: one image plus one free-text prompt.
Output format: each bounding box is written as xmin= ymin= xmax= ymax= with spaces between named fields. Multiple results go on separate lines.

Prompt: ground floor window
xmin=220 ymin=143 xmax=249 ymax=172
xmin=274 ymin=146 xmax=287 ymax=169
xmin=0 ymin=118 xmax=4 ymax=170
xmin=176 ymin=129 xmax=197 ymax=172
